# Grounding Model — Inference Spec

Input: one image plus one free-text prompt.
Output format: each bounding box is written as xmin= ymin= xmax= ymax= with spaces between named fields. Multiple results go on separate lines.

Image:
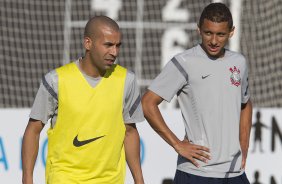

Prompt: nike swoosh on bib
xmin=73 ymin=135 xmax=105 ymax=147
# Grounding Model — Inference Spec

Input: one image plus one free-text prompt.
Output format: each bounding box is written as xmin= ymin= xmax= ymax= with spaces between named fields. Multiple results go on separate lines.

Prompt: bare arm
xmin=142 ymin=90 xmax=210 ymax=167
xmin=22 ymin=118 xmax=45 ymax=184
xmin=240 ymin=100 xmax=253 ymax=169
xmin=124 ymin=123 xmax=144 ymax=184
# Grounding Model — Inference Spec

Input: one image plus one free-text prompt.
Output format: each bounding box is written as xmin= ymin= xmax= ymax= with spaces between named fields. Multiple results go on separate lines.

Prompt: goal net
xmin=1 ymin=0 xmax=282 ymax=108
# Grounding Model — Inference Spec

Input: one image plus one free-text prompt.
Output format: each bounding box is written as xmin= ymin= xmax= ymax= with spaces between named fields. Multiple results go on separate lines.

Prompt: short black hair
xmin=199 ymin=3 xmax=233 ymax=30
xmin=84 ymin=16 xmax=120 ymax=38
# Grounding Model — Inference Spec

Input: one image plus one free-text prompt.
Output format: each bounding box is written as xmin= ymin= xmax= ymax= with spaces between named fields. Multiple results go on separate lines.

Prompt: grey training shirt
xmin=149 ymin=45 xmax=250 ymax=178
xmin=30 ymin=59 xmax=144 ymax=128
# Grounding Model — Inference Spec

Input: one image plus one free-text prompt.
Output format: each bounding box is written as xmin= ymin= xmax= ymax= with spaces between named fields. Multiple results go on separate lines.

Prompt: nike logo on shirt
xmin=202 ymin=74 xmax=211 ymax=79
xmin=73 ymin=135 xmax=105 ymax=147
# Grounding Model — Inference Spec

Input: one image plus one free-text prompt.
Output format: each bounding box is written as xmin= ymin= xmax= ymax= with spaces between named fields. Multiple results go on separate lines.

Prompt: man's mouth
xmin=105 ymin=59 xmax=115 ymax=66
xmin=208 ymin=45 xmax=219 ymax=52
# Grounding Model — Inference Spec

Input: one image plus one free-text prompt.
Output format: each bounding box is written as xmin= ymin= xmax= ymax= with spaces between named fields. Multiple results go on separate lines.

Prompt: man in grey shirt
xmin=142 ymin=3 xmax=252 ymax=184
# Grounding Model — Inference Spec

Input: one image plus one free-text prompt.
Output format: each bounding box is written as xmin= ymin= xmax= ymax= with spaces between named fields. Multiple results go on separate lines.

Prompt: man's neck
xmin=79 ymin=58 xmax=106 ymax=77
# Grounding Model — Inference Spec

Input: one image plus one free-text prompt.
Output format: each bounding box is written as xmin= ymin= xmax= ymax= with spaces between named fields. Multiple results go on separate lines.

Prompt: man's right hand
xmin=174 ymin=139 xmax=211 ymax=168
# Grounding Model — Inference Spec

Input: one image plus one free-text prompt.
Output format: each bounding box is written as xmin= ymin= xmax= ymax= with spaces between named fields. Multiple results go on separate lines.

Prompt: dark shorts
xmin=173 ymin=170 xmax=250 ymax=184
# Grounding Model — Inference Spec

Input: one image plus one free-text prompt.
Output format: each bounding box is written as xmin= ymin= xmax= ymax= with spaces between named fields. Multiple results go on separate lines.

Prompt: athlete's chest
xmin=180 ymin=59 xmax=245 ymax=100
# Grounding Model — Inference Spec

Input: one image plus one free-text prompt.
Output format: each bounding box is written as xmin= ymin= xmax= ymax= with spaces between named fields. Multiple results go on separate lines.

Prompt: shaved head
xmin=84 ymin=16 xmax=120 ymax=38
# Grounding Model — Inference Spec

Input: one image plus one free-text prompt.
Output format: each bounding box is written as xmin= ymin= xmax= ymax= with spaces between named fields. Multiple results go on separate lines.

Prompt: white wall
xmin=0 ymin=108 xmax=281 ymax=184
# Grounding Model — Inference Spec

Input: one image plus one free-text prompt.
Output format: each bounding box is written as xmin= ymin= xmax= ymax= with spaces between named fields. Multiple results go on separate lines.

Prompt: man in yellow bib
xmin=22 ymin=16 xmax=145 ymax=184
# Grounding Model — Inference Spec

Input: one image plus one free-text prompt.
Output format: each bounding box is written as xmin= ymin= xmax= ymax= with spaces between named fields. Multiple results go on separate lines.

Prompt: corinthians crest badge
xmin=229 ymin=66 xmax=241 ymax=87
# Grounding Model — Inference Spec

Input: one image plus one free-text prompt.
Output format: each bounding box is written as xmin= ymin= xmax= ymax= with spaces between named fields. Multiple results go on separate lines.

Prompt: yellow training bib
xmin=46 ymin=62 xmax=126 ymax=184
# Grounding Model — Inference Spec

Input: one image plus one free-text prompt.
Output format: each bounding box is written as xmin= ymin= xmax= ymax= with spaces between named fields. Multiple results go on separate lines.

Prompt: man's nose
xmin=211 ymin=35 xmax=218 ymax=45
xmin=110 ymin=46 xmax=118 ymax=56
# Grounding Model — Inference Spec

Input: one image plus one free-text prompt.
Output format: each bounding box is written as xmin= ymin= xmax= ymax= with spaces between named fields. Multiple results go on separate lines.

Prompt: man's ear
xmin=197 ymin=25 xmax=201 ymax=35
xmin=84 ymin=37 xmax=92 ymax=50
xmin=229 ymin=26 xmax=235 ymax=38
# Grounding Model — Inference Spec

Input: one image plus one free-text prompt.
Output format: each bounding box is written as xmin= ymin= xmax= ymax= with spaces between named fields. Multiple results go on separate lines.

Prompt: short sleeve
xmin=29 ymin=70 xmax=58 ymax=124
xmin=148 ymin=58 xmax=188 ymax=102
xmin=241 ymin=60 xmax=250 ymax=104
xmin=123 ymin=71 xmax=144 ymax=124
